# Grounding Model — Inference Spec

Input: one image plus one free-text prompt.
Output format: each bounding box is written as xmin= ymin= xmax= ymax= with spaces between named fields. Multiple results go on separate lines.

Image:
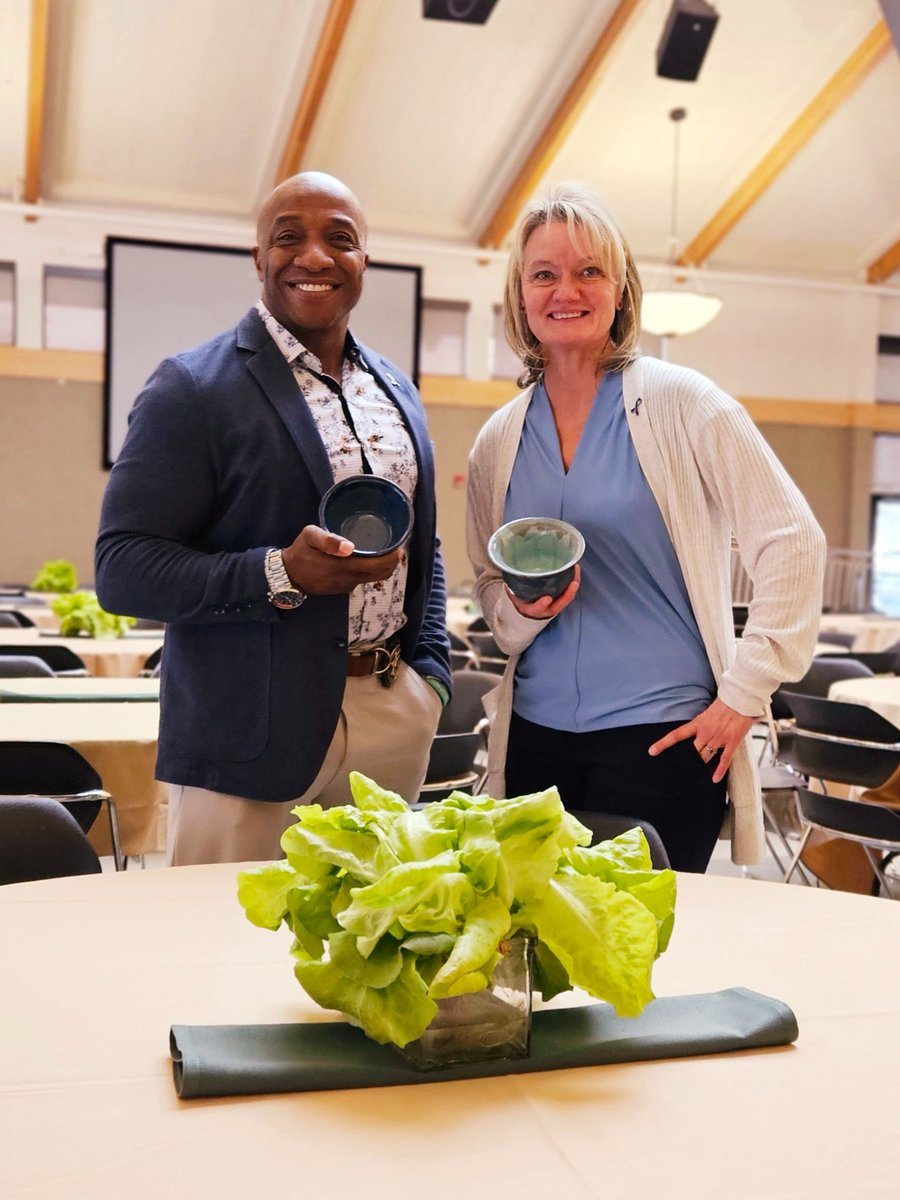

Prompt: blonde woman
xmin=466 ymin=184 xmax=825 ymax=872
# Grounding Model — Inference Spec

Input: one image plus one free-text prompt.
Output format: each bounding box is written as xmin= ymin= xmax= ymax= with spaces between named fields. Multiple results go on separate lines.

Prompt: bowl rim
xmin=318 ymin=474 xmax=413 ymax=556
xmin=487 ymin=517 xmax=585 ymax=579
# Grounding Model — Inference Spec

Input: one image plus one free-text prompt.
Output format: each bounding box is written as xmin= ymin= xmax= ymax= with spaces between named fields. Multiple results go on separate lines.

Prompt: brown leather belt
xmin=346 ymin=637 xmax=401 ymax=686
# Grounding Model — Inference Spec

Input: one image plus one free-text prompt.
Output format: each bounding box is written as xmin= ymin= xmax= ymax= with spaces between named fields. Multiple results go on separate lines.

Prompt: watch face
xmin=272 ymin=589 xmax=305 ymax=610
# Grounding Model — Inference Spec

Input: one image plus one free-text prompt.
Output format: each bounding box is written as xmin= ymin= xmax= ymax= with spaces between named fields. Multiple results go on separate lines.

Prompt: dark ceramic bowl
xmin=318 ymin=475 xmax=413 ymax=557
xmin=487 ymin=517 xmax=585 ymax=603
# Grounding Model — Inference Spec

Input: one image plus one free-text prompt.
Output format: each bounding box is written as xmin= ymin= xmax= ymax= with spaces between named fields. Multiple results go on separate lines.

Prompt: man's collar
xmin=256 ymin=301 xmax=365 ymax=370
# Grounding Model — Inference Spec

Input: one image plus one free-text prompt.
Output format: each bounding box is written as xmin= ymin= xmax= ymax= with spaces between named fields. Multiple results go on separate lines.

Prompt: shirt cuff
xmin=425 ymin=676 xmax=450 ymax=707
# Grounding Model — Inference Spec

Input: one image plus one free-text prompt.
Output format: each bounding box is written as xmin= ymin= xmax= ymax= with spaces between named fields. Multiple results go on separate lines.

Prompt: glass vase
xmin=394 ymin=933 xmax=534 ymax=1071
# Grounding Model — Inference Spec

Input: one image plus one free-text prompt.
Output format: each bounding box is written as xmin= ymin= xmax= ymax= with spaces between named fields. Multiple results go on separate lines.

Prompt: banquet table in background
xmin=818 ymin=613 xmax=900 ymax=653
xmin=445 ymin=595 xmax=481 ymax=641
xmin=0 ymin=628 xmax=163 ymax=676
xmin=2 ymin=865 xmax=899 ymax=1200
xmin=0 ymin=701 xmax=163 ymax=856
xmin=0 ymin=677 xmax=160 ymax=703
xmin=828 ymin=674 xmax=900 ymax=810
xmin=0 ymin=602 xmax=58 ymax=630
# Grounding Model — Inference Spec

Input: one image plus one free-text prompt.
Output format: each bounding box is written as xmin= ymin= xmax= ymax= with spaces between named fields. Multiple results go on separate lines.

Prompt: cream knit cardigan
xmin=466 ymin=355 xmax=826 ymax=865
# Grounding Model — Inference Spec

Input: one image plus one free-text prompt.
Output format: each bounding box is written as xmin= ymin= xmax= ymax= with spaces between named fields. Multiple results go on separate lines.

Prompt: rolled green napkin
xmin=170 ymin=987 xmax=797 ymax=1099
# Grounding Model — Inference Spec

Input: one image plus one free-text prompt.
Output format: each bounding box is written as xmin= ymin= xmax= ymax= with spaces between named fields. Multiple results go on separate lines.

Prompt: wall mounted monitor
xmin=103 ymin=236 xmax=421 ymax=467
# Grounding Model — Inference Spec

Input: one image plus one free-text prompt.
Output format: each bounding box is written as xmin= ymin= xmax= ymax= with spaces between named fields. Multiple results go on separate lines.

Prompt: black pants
xmin=505 ymin=712 xmax=728 ymax=873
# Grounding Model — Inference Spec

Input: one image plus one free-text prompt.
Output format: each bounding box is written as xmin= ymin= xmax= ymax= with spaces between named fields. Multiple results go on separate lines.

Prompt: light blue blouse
xmin=504 ymin=374 xmax=715 ymax=733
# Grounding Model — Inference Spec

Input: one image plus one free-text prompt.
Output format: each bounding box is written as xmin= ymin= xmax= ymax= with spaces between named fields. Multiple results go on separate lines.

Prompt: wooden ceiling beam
xmin=867 ymin=238 xmax=900 ymax=285
xmin=275 ymin=0 xmax=357 ymax=183
xmin=477 ymin=0 xmax=642 ymax=249
xmin=678 ymin=20 xmax=892 ymax=268
xmin=23 ymin=0 xmax=50 ymax=208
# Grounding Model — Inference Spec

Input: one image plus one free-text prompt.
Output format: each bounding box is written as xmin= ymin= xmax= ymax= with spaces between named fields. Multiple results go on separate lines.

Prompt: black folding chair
xmin=139 ymin=645 xmax=163 ymax=677
xmin=0 ymin=611 xmax=35 ymax=628
xmin=0 ymin=742 xmax=123 ymax=871
xmin=0 ymin=655 xmax=56 ymax=678
xmin=567 ymin=809 xmax=671 ymax=870
xmin=778 ymin=692 xmax=900 ymax=896
xmin=0 ymin=645 xmax=89 ymax=676
xmin=0 ymin=796 xmax=102 ymax=884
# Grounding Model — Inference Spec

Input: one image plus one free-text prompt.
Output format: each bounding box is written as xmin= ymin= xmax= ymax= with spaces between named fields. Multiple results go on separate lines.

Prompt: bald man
xmin=97 ymin=173 xmax=450 ymax=864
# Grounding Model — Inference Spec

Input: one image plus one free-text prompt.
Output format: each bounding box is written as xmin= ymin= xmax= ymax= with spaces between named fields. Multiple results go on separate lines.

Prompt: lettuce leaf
xmin=237 ymin=779 xmax=678 ymax=1046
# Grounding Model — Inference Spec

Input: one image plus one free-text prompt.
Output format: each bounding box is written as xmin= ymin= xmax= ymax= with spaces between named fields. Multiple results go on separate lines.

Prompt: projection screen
xmin=103 ymin=236 xmax=422 ymax=467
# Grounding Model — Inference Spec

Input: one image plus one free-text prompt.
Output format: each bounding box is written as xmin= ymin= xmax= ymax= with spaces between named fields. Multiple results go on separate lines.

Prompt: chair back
xmin=0 ymin=796 xmax=102 ymax=884
xmin=778 ymin=692 xmax=900 ymax=790
xmin=437 ymin=670 xmax=496 ymax=736
xmin=794 ymin=787 xmax=900 ymax=851
xmin=0 ymin=644 xmax=88 ymax=675
xmin=793 ymin=656 xmax=875 ymax=696
xmin=847 ymin=651 xmax=897 ymax=675
xmin=0 ymin=741 xmax=105 ymax=835
xmin=815 ymin=631 xmax=856 ymax=649
xmin=772 ymin=656 xmax=875 ymax=720
xmin=566 ymin=809 xmax=671 ymax=870
xmin=0 ymin=611 xmax=35 ymax=628
xmin=0 ymin=655 xmax=56 ymax=678
xmin=142 ymin=645 xmax=163 ymax=674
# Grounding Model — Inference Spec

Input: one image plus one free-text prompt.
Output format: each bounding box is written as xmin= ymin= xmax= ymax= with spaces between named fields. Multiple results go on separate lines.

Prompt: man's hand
xmin=282 ymin=525 xmax=404 ymax=595
xmin=647 ymin=697 xmax=755 ymax=784
xmin=506 ymin=564 xmax=581 ymax=620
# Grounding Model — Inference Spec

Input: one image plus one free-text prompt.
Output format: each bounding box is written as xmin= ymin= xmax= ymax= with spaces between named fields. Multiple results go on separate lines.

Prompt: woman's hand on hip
xmin=647 ymin=697 xmax=755 ymax=784
xmin=506 ymin=565 xmax=580 ymax=620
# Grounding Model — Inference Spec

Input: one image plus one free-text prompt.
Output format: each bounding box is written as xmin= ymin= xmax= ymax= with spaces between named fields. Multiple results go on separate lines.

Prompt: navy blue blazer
xmin=96 ymin=308 xmax=450 ymax=801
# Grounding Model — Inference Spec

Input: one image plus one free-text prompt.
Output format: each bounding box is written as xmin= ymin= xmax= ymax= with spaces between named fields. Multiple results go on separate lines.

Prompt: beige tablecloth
xmin=0 ymin=602 xmax=57 ymax=630
xmin=829 ymin=675 xmax=900 ymax=729
xmin=0 ymin=628 xmax=163 ymax=676
xmin=0 ymin=677 xmax=160 ymax=702
xmin=0 ymin=701 xmax=163 ymax=856
xmin=1 ymin=867 xmax=898 ymax=1199
xmin=818 ymin=613 xmax=900 ymax=653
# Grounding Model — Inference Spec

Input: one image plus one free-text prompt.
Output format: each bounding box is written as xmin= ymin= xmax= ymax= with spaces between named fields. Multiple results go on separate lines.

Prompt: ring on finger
xmin=699 ymin=743 xmax=716 ymax=761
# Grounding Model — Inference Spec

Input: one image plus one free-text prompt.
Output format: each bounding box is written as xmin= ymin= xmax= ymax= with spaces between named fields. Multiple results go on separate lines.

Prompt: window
xmin=871 ymin=496 xmax=900 ymax=617
xmin=44 ymin=267 xmax=105 ymax=351
xmin=876 ymin=334 xmax=900 ymax=404
xmin=419 ymin=300 xmax=467 ymax=376
xmin=491 ymin=304 xmax=521 ymax=380
xmin=0 ymin=263 xmax=13 ymax=345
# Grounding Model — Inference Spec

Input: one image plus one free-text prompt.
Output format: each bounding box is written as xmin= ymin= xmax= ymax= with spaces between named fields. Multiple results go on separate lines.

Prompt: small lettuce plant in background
xmin=31 ymin=558 xmax=78 ymax=593
xmin=238 ymin=774 xmax=677 ymax=1048
xmin=51 ymin=590 xmax=136 ymax=639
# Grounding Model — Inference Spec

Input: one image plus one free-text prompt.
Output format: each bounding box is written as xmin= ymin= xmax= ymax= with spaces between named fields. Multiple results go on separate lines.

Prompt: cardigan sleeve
xmin=689 ymin=387 xmax=826 ymax=715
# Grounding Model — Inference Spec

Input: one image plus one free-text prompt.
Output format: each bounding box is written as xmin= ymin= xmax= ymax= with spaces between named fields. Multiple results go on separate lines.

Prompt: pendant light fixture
xmin=641 ymin=107 xmax=723 ymax=339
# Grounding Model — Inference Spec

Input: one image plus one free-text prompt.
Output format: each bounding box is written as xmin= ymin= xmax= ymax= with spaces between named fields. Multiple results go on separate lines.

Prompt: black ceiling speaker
xmin=656 ymin=0 xmax=719 ymax=81
xmin=423 ymin=0 xmax=500 ymax=24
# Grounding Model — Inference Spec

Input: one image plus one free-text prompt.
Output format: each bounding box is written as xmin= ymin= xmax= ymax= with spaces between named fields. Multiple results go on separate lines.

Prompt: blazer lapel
xmin=239 ymin=311 xmax=334 ymax=497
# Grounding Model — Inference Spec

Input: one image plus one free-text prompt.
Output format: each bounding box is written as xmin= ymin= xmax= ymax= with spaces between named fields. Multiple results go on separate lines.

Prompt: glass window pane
xmin=0 ymin=263 xmax=13 ymax=345
xmin=44 ymin=267 xmax=105 ymax=351
xmin=872 ymin=496 xmax=900 ymax=617
xmin=419 ymin=300 xmax=466 ymax=376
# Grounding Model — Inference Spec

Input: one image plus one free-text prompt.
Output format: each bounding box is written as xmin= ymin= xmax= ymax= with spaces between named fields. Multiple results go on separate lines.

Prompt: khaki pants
xmin=166 ymin=662 xmax=441 ymax=865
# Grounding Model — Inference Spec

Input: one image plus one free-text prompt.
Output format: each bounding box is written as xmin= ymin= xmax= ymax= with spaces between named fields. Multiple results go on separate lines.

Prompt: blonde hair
xmin=503 ymin=182 xmax=642 ymax=386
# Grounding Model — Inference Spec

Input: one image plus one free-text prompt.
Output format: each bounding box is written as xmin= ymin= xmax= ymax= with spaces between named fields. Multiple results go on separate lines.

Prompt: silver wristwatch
xmin=264 ymin=548 xmax=306 ymax=610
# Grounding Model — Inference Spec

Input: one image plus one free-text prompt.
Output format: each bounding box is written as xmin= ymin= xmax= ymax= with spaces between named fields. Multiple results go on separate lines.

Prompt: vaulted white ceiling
xmin=3 ymin=0 xmax=900 ymax=285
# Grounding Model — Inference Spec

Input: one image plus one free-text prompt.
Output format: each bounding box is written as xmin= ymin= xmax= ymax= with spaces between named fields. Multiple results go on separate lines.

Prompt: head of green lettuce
xmin=237 ymin=773 xmax=677 ymax=1048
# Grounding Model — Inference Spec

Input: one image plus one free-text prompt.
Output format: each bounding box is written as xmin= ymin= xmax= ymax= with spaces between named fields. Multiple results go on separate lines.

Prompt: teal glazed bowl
xmin=318 ymin=476 xmax=413 ymax=557
xmin=487 ymin=517 xmax=585 ymax=603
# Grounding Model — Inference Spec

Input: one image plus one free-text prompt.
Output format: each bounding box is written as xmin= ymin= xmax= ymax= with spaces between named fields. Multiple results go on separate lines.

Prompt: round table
xmin=1 ymin=866 xmax=899 ymax=1199
xmin=0 ymin=701 xmax=163 ymax=856
xmin=818 ymin=613 xmax=900 ymax=653
xmin=0 ymin=628 xmax=163 ymax=676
